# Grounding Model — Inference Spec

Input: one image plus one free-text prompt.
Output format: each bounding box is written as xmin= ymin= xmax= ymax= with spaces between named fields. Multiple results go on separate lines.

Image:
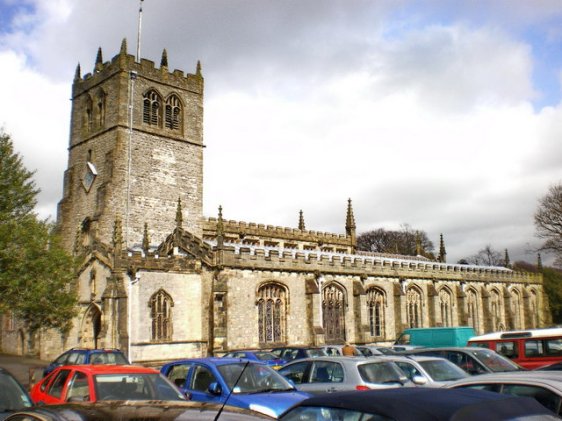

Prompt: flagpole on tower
xmin=136 ymin=0 xmax=144 ymax=62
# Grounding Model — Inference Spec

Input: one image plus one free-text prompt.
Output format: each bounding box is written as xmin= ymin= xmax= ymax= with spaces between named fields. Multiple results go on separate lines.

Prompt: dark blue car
xmin=43 ymin=348 xmax=129 ymax=377
xmin=222 ymin=350 xmax=287 ymax=369
xmin=160 ymin=357 xmax=309 ymax=418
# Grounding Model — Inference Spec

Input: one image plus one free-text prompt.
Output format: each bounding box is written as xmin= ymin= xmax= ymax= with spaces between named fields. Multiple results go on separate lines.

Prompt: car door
xmin=163 ymin=362 xmax=193 ymax=391
xmin=278 ymin=361 xmax=311 ymax=387
xmin=40 ymin=368 xmax=73 ymax=404
xmin=394 ymin=361 xmax=427 ymax=384
xmin=284 ymin=361 xmax=345 ymax=394
xmin=187 ymin=364 xmax=222 ymax=404
xmin=65 ymin=369 xmax=91 ymax=402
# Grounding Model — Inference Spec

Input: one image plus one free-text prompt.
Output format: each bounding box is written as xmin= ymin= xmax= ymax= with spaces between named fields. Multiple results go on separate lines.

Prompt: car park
xmin=279 ymin=387 xmax=558 ymax=420
xmin=270 ymin=347 xmax=327 ymax=362
xmin=402 ymin=347 xmax=523 ymax=375
xmin=0 ymin=368 xmax=33 ymax=420
xmin=381 ymin=355 xmax=469 ymax=387
xmin=222 ymin=350 xmax=286 ymax=369
xmin=42 ymin=348 xmax=129 ymax=377
xmin=160 ymin=357 xmax=309 ymax=418
xmin=445 ymin=371 xmax=562 ymax=416
xmin=4 ymin=401 xmax=275 ymax=421
xmin=277 ymin=356 xmax=412 ymax=394
xmin=31 ymin=365 xmax=184 ymax=405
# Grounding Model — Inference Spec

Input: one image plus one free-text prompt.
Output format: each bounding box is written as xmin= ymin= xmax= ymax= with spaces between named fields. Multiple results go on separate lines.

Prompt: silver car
xmin=380 ymin=355 xmax=469 ymax=387
xmin=445 ymin=371 xmax=562 ymax=417
xmin=277 ymin=356 xmax=411 ymax=394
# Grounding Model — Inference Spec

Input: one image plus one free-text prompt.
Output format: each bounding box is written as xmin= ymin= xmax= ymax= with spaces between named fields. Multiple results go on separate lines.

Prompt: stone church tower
xmin=57 ymin=40 xmax=204 ymax=250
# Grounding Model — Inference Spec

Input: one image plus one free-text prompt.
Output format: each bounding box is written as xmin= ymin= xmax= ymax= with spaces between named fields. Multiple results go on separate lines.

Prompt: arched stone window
xmin=490 ymin=288 xmax=502 ymax=332
xmin=95 ymin=89 xmax=106 ymax=128
xmin=406 ymin=286 xmax=423 ymax=328
xmin=150 ymin=289 xmax=173 ymax=342
xmin=323 ymin=283 xmax=346 ymax=343
xmin=165 ymin=94 xmax=182 ymax=131
xmin=84 ymin=95 xmax=93 ymax=133
xmin=466 ymin=288 xmax=479 ymax=331
xmin=439 ymin=287 xmax=453 ymax=327
xmin=529 ymin=290 xmax=538 ymax=329
xmin=257 ymin=283 xmax=287 ymax=344
xmin=510 ymin=289 xmax=523 ymax=330
xmin=366 ymin=287 xmax=385 ymax=338
xmin=143 ymin=90 xmax=162 ymax=126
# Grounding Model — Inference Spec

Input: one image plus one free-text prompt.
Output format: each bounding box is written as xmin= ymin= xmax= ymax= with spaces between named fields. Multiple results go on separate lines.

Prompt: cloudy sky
xmin=1 ymin=0 xmax=562 ymax=264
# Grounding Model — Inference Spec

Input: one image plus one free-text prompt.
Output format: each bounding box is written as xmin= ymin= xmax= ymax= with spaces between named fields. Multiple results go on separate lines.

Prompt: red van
xmin=468 ymin=328 xmax=562 ymax=369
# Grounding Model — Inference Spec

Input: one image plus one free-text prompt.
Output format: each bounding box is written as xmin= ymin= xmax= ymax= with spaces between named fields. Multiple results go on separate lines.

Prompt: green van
xmin=395 ymin=327 xmax=476 ymax=348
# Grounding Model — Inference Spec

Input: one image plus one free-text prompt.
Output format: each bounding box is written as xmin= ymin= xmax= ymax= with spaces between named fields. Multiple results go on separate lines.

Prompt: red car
xmin=31 ymin=364 xmax=186 ymax=405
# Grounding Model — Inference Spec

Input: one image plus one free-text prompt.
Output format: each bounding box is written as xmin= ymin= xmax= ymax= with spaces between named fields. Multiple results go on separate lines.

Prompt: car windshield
xmin=419 ymin=360 xmax=469 ymax=381
xmin=0 ymin=372 xmax=32 ymax=412
xmin=469 ymin=349 xmax=522 ymax=372
xmin=305 ymin=349 xmax=326 ymax=357
xmin=281 ymin=406 xmax=392 ymax=421
xmin=90 ymin=351 xmax=129 ymax=365
xmin=217 ymin=363 xmax=294 ymax=394
xmin=255 ymin=352 xmax=279 ymax=361
xmin=358 ymin=362 xmax=406 ymax=384
xmin=94 ymin=373 xmax=185 ymax=401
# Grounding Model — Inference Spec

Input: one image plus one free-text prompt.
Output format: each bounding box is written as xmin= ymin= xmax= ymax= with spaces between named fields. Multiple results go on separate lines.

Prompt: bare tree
xmin=357 ymin=224 xmax=434 ymax=257
xmin=535 ymin=183 xmax=562 ymax=266
xmin=464 ymin=245 xmax=504 ymax=266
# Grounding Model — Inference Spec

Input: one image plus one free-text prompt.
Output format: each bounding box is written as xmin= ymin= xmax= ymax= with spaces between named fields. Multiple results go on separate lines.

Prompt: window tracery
xmin=257 ymin=283 xmax=287 ymax=344
xmin=510 ymin=289 xmax=523 ymax=330
xmin=439 ymin=287 xmax=453 ymax=327
xmin=150 ymin=289 xmax=173 ymax=342
xmin=143 ymin=90 xmax=162 ymax=127
xmin=323 ymin=283 xmax=346 ymax=342
xmin=165 ymin=95 xmax=182 ymax=131
xmin=366 ymin=287 xmax=385 ymax=337
xmin=406 ymin=286 xmax=422 ymax=328
xmin=466 ymin=288 xmax=479 ymax=331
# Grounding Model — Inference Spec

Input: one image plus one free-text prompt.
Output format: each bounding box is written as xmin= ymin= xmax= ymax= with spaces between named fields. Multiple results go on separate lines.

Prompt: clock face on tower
xmin=82 ymin=161 xmax=98 ymax=192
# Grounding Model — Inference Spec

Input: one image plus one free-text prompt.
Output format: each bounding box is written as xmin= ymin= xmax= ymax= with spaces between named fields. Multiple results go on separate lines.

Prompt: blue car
xmin=222 ymin=350 xmax=287 ymax=369
xmin=43 ymin=348 xmax=130 ymax=377
xmin=160 ymin=358 xmax=309 ymax=418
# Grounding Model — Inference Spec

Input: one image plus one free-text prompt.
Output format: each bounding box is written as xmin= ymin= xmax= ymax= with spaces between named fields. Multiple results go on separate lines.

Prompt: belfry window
xmin=367 ymin=287 xmax=385 ymax=337
xmin=150 ymin=289 xmax=173 ymax=342
xmin=257 ymin=283 xmax=287 ymax=344
xmin=143 ymin=90 xmax=162 ymax=126
xmin=165 ymin=95 xmax=182 ymax=130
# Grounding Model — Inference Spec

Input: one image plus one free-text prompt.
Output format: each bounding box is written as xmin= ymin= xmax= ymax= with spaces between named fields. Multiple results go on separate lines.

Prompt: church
xmin=1 ymin=41 xmax=549 ymax=364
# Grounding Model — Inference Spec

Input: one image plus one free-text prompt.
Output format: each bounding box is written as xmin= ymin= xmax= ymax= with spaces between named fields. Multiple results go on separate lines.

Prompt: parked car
xmin=535 ymin=362 xmax=562 ymax=371
xmin=31 ymin=365 xmax=184 ymax=405
xmin=380 ymin=355 xmax=469 ymax=387
xmin=321 ymin=345 xmax=362 ymax=356
xmin=356 ymin=345 xmax=395 ymax=356
xmin=279 ymin=387 xmax=558 ymax=420
xmin=277 ymin=356 xmax=412 ymax=394
xmin=270 ymin=347 xmax=327 ymax=362
xmin=160 ymin=358 xmax=309 ymax=418
xmin=43 ymin=348 xmax=129 ymax=377
xmin=402 ymin=347 xmax=523 ymax=375
xmin=222 ymin=350 xmax=286 ymax=369
xmin=4 ymin=401 xmax=274 ymax=421
xmin=445 ymin=371 xmax=562 ymax=416
xmin=0 ymin=367 xmax=33 ymax=420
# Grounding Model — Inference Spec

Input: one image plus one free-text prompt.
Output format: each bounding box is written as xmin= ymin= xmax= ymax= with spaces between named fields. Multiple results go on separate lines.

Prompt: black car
xmin=270 ymin=347 xmax=327 ymax=362
xmin=279 ymin=387 xmax=558 ymax=421
xmin=402 ymin=347 xmax=523 ymax=375
xmin=0 ymin=367 xmax=33 ymax=420
xmin=43 ymin=348 xmax=129 ymax=377
xmin=5 ymin=401 xmax=274 ymax=421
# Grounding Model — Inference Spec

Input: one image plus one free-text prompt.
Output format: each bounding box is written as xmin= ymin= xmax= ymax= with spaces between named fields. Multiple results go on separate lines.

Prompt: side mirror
xmin=208 ymin=382 xmax=222 ymax=395
xmin=412 ymin=375 xmax=428 ymax=386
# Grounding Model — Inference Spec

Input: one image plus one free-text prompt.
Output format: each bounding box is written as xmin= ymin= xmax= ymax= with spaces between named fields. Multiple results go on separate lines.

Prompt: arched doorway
xmin=322 ymin=283 xmax=346 ymax=343
xmin=81 ymin=305 xmax=102 ymax=348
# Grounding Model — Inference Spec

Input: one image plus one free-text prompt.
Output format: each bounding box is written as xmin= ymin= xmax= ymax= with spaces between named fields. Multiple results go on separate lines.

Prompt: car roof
xmin=404 ymin=347 xmax=486 ymax=352
xmin=448 ymin=371 xmax=562 ymax=386
xmin=380 ymin=355 xmax=445 ymax=363
xmin=56 ymin=364 xmax=158 ymax=374
xmin=282 ymin=387 xmax=556 ymax=420
xmin=282 ymin=356 xmax=380 ymax=364
xmin=164 ymin=357 xmax=261 ymax=366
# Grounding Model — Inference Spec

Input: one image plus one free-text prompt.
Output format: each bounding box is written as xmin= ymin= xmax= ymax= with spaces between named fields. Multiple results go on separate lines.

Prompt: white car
xmin=379 ymin=355 xmax=469 ymax=387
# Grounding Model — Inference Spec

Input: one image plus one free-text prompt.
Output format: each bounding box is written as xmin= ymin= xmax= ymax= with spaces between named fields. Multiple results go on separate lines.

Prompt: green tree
xmin=542 ymin=266 xmax=562 ymax=325
xmin=0 ymin=131 xmax=77 ymax=332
